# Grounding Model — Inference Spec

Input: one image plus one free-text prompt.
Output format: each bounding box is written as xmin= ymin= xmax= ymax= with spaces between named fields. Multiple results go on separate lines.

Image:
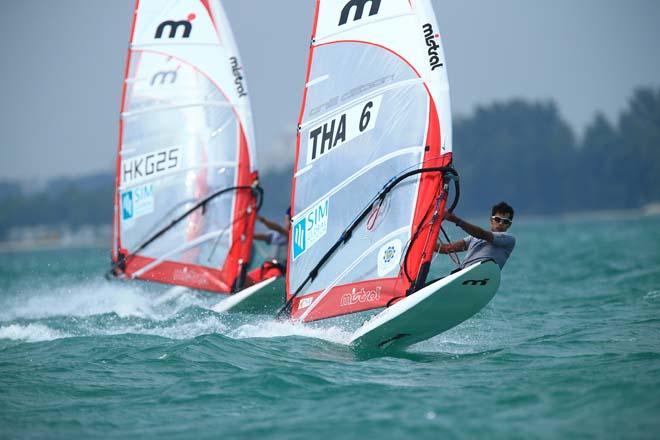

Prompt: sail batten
xmin=286 ymin=0 xmax=452 ymax=322
xmin=134 ymin=42 xmax=223 ymax=48
xmin=291 ymin=145 xmax=425 ymax=223
xmin=299 ymin=77 xmax=424 ymax=130
xmin=111 ymin=0 xmax=258 ymax=294
xmin=121 ymin=101 xmax=235 ymax=117
xmin=131 ymin=228 xmax=233 ymax=278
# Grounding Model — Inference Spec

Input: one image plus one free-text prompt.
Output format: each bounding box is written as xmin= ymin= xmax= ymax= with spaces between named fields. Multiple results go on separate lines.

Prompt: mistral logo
xmin=338 ymin=0 xmax=381 ymax=26
xmin=422 ymin=23 xmax=443 ymax=71
xmin=155 ymin=13 xmax=196 ymax=39
xmin=292 ymin=197 xmax=329 ymax=260
xmin=230 ymin=57 xmax=248 ymax=98
xmin=340 ymin=286 xmax=381 ymax=307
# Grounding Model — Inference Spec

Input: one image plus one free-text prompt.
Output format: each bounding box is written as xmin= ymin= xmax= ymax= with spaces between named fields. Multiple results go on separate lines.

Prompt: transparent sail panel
xmin=119 ymin=51 xmax=239 ymax=270
xmin=290 ymin=43 xmax=429 ymax=296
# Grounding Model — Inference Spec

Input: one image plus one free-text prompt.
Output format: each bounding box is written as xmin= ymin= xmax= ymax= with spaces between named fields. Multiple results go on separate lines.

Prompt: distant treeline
xmin=1 ymin=87 xmax=658 ymax=239
xmin=0 ymin=174 xmax=112 ymax=240
xmin=456 ymin=86 xmax=660 ymax=215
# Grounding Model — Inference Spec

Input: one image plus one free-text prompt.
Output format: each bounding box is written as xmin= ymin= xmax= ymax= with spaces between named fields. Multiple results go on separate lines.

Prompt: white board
xmin=211 ymin=276 xmax=284 ymax=315
xmin=350 ymin=260 xmax=501 ymax=351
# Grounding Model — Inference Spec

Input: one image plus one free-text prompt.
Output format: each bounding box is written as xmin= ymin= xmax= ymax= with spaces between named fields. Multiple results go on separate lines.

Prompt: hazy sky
xmin=1 ymin=0 xmax=659 ymax=181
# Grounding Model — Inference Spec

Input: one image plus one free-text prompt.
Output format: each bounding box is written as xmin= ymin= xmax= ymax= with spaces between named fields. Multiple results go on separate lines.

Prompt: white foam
xmin=0 ymin=280 xmax=204 ymax=322
xmin=228 ymin=319 xmax=352 ymax=345
xmin=0 ymin=279 xmax=356 ymax=344
xmin=644 ymin=290 xmax=660 ymax=301
xmin=93 ymin=315 xmax=229 ymax=340
xmin=409 ymin=313 xmax=503 ymax=354
xmin=0 ymin=323 xmax=69 ymax=342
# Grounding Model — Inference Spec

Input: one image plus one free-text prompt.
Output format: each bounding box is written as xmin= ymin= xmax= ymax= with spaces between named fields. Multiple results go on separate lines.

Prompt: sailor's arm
xmin=435 ymin=240 xmax=467 ymax=253
xmin=253 ymin=232 xmax=269 ymax=242
xmin=257 ymin=216 xmax=288 ymax=236
xmin=443 ymin=211 xmax=494 ymax=242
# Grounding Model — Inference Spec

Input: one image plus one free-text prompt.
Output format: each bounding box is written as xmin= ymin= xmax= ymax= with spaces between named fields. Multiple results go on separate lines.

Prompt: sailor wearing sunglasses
xmin=436 ymin=201 xmax=516 ymax=270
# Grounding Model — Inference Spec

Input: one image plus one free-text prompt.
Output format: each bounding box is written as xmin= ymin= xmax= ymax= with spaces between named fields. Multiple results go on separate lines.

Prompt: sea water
xmin=1 ymin=215 xmax=659 ymax=439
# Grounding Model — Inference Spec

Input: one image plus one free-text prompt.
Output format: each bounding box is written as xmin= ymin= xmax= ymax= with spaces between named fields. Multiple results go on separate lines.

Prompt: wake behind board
xmin=350 ymin=260 xmax=500 ymax=351
xmin=211 ymin=276 xmax=285 ymax=315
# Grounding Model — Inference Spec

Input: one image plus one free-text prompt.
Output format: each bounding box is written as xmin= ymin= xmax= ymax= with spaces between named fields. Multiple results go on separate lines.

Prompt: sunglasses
xmin=491 ymin=215 xmax=512 ymax=225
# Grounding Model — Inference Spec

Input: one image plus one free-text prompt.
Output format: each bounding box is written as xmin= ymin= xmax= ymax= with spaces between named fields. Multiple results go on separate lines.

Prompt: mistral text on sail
xmin=422 ymin=23 xmax=443 ymax=71
xmin=230 ymin=57 xmax=248 ymax=98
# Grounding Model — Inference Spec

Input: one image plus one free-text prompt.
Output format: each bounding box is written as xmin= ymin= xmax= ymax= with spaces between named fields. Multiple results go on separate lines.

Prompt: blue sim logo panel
xmin=122 ymin=191 xmax=134 ymax=220
xmin=292 ymin=218 xmax=306 ymax=259
xmin=292 ymin=197 xmax=329 ymax=261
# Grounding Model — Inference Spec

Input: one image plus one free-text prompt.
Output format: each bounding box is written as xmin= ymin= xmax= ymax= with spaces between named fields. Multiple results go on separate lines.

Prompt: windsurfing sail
xmin=284 ymin=0 xmax=455 ymax=322
xmin=110 ymin=0 xmax=259 ymax=293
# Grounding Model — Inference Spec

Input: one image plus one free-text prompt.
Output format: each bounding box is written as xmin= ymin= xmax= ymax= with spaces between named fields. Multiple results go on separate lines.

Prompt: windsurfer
xmin=436 ymin=202 xmax=516 ymax=270
xmin=253 ymin=207 xmax=290 ymax=269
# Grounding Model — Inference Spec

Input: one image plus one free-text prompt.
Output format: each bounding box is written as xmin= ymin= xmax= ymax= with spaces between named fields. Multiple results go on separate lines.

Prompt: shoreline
xmin=0 ymin=241 xmax=107 ymax=254
xmin=2 ymin=206 xmax=658 ymax=253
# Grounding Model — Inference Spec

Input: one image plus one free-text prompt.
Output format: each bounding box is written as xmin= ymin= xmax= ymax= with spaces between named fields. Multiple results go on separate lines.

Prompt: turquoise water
xmin=1 ymin=215 xmax=659 ymax=439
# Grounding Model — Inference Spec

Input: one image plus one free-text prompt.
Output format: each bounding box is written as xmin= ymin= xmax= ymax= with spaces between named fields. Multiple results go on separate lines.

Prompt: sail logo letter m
xmin=338 ymin=0 xmax=381 ymax=26
xmin=151 ymin=70 xmax=178 ymax=86
xmin=155 ymin=14 xmax=195 ymax=39
xmin=292 ymin=197 xmax=330 ymax=260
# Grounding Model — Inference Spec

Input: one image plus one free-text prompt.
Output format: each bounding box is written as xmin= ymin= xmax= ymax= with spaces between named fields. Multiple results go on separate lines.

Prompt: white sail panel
xmin=290 ymin=43 xmax=429 ymax=318
xmin=120 ymin=50 xmax=238 ymax=264
xmin=132 ymin=0 xmax=257 ymax=170
xmin=207 ymin=1 xmax=257 ymax=169
xmin=314 ymin=0 xmax=452 ymax=154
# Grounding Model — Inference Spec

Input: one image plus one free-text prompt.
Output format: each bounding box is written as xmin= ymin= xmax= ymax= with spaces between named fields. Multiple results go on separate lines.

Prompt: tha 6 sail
xmin=110 ymin=0 xmax=259 ymax=293
xmin=285 ymin=0 xmax=455 ymax=322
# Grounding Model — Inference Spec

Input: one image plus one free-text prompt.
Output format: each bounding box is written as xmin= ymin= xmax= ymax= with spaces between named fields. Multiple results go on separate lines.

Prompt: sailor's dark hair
xmin=491 ymin=201 xmax=514 ymax=219
xmin=285 ymin=206 xmax=291 ymax=217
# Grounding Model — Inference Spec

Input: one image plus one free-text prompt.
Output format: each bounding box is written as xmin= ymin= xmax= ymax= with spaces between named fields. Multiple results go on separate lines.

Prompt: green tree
xmin=577 ymin=113 xmax=627 ymax=209
xmin=454 ymin=99 xmax=577 ymax=215
xmin=618 ymin=87 xmax=660 ymax=206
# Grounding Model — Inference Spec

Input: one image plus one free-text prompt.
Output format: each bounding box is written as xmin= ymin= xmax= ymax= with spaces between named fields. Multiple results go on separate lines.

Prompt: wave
xmin=0 ymin=278 xmax=512 ymax=352
xmin=0 ymin=278 xmax=355 ymax=345
xmin=227 ymin=319 xmax=351 ymax=345
xmin=0 ymin=280 xmax=207 ymax=322
xmin=644 ymin=290 xmax=660 ymax=301
xmin=0 ymin=323 xmax=69 ymax=342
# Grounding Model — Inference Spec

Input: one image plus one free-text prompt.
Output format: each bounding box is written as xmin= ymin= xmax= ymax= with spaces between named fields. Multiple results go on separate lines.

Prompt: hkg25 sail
xmin=110 ymin=0 xmax=259 ymax=293
xmin=285 ymin=0 xmax=454 ymax=322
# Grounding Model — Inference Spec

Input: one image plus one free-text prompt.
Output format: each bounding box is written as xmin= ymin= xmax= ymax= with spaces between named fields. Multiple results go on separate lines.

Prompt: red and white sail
xmin=286 ymin=0 xmax=453 ymax=321
xmin=111 ymin=0 xmax=258 ymax=293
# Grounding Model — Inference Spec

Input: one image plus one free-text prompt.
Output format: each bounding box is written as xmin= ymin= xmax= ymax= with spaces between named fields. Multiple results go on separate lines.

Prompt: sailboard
xmin=212 ymin=276 xmax=285 ymax=315
xmin=109 ymin=0 xmax=264 ymax=295
xmin=350 ymin=260 xmax=500 ymax=350
xmin=281 ymin=0 xmax=491 ymax=348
